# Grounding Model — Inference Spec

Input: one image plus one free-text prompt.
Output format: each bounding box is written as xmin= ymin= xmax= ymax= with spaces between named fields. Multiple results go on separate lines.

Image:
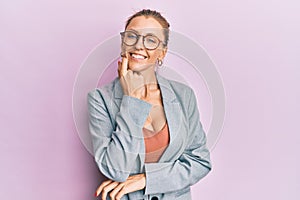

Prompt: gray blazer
xmin=87 ymin=73 xmax=211 ymax=200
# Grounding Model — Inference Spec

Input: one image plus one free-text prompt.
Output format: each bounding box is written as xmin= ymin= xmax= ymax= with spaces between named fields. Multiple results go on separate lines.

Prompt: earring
xmin=157 ymin=59 xmax=163 ymax=67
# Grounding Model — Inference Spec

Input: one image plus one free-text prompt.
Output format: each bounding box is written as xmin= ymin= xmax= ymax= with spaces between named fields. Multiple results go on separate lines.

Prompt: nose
xmin=134 ymin=36 xmax=145 ymax=50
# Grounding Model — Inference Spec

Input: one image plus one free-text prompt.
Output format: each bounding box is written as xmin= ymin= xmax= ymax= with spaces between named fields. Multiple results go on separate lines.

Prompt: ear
xmin=159 ymin=47 xmax=168 ymax=60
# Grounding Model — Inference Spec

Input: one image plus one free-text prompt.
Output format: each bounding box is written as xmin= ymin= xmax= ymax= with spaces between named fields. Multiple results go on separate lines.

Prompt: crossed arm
xmin=87 ymin=85 xmax=211 ymax=200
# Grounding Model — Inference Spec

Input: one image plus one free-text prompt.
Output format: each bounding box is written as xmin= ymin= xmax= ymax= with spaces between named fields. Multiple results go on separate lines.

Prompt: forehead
xmin=126 ymin=16 xmax=165 ymax=37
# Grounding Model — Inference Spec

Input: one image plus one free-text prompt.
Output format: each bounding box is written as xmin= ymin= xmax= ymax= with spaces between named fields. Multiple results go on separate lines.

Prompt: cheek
xmin=121 ymin=44 xmax=134 ymax=54
xmin=148 ymin=50 xmax=161 ymax=61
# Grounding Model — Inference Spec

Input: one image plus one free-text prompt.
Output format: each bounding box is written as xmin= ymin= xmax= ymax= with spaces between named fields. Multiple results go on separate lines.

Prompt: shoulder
xmin=87 ymin=77 xmax=119 ymax=101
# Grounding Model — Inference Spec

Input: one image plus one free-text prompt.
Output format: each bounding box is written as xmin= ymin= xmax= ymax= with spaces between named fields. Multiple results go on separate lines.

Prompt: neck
xmin=139 ymin=66 xmax=157 ymax=85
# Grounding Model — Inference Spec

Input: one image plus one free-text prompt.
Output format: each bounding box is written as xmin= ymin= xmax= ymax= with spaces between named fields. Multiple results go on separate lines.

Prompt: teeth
xmin=131 ymin=53 xmax=146 ymax=59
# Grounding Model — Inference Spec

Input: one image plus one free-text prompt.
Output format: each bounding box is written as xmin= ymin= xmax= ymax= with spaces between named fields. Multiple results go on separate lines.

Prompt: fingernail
xmin=94 ymin=192 xmax=98 ymax=197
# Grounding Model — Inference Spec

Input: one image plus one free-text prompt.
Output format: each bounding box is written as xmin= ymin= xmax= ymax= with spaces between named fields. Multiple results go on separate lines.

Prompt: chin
xmin=129 ymin=63 xmax=153 ymax=72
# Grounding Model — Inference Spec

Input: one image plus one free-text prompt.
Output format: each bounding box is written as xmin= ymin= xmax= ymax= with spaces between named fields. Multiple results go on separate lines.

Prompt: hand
xmin=95 ymin=174 xmax=146 ymax=200
xmin=118 ymin=53 xmax=145 ymax=99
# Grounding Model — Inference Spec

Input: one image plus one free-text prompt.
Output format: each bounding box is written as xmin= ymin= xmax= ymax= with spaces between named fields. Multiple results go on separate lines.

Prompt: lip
xmin=129 ymin=52 xmax=148 ymax=59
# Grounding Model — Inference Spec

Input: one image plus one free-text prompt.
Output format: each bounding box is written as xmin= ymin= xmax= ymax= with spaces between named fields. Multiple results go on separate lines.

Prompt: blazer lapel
xmin=156 ymin=74 xmax=182 ymax=162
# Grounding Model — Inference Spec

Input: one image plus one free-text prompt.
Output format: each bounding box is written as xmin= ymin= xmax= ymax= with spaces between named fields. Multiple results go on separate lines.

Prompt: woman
xmin=88 ymin=9 xmax=211 ymax=200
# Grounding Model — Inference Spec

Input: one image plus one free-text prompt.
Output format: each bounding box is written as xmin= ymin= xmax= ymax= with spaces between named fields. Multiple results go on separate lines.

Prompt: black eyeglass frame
xmin=120 ymin=30 xmax=166 ymax=50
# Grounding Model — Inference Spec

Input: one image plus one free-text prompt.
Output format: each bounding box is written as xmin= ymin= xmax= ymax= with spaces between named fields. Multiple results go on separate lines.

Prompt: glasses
xmin=120 ymin=31 xmax=165 ymax=50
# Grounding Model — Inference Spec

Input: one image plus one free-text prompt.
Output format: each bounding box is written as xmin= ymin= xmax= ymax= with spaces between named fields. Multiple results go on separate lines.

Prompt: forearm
xmin=88 ymin=91 xmax=151 ymax=182
xmin=95 ymin=173 xmax=146 ymax=200
xmin=144 ymin=149 xmax=211 ymax=194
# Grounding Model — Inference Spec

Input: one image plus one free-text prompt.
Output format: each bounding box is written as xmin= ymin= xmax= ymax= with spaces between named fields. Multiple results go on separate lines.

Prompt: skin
xmin=95 ymin=16 xmax=169 ymax=200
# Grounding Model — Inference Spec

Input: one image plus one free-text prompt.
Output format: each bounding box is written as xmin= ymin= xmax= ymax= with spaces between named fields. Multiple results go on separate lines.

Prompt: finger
xmin=118 ymin=60 xmax=121 ymax=78
xmin=95 ymin=180 xmax=112 ymax=197
xmin=132 ymin=71 xmax=144 ymax=85
xmin=118 ymin=60 xmax=121 ymax=71
xmin=133 ymin=71 xmax=141 ymax=77
xmin=126 ymin=69 xmax=133 ymax=77
xmin=132 ymin=70 xmax=141 ymax=75
xmin=101 ymin=181 xmax=119 ymax=200
xmin=120 ymin=51 xmax=126 ymax=58
xmin=109 ymin=183 xmax=125 ymax=200
xmin=120 ymin=52 xmax=129 ymax=77
xmin=115 ymin=187 xmax=128 ymax=200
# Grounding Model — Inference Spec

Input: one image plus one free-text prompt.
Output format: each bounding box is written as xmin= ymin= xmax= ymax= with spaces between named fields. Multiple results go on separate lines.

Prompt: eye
xmin=145 ymin=36 xmax=158 ymax=44
xmin=128 ymin=34 xmax=136 ymax=39
xmin=126 ymin=32 xmax=137 ymax=39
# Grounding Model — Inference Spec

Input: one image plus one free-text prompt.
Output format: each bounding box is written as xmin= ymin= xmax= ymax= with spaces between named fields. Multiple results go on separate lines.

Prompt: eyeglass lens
xmin=122 ymin=31 xmax=160 ymax=50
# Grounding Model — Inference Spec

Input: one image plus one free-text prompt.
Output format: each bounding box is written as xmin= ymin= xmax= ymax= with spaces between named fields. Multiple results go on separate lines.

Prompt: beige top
xmin=143 ymin=122 xmax=170 ymax=163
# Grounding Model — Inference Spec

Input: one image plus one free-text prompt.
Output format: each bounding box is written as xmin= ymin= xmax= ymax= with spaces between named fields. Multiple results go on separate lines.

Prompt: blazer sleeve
xmin=144 ymin=88 xmax=212 ymax=195
xmin=87 ymin=89 xmax=152 ymax=182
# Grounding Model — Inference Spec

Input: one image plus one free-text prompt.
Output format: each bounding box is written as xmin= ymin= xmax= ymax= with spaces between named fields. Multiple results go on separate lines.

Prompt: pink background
xmin=1 ymin=0 xmax=299 ymax=199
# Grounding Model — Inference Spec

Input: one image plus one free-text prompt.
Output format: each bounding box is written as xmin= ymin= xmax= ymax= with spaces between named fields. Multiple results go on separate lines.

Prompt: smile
xmin=130 ymin=52 xmax=147 ymax=60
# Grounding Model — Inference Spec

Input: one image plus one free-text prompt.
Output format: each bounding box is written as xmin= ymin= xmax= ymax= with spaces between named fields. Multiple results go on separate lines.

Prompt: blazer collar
xmin=113 ymin=73 xmax=177 ymax=103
